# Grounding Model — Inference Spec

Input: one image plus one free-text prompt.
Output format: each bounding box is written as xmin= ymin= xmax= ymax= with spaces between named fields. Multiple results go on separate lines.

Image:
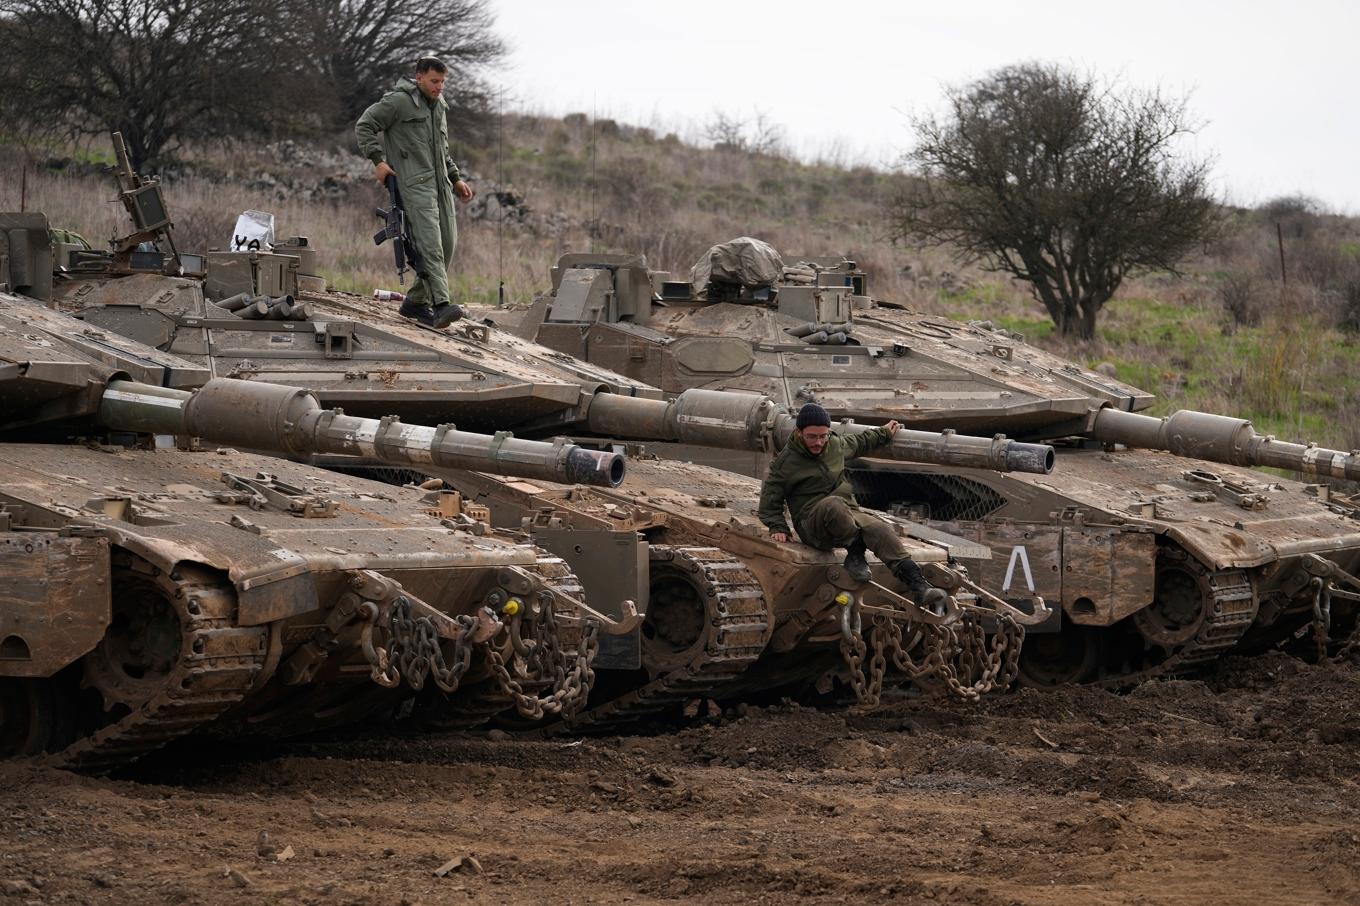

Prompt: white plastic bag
xmin=230 ymin=210 xmax=275 ymax=251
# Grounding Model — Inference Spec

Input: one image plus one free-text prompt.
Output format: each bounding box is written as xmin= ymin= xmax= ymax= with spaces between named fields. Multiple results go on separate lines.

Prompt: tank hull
xmin=322 ymin=454 xmax=1021 ymax=728
xmin=0 ymin=444 xmax=586 ymax=768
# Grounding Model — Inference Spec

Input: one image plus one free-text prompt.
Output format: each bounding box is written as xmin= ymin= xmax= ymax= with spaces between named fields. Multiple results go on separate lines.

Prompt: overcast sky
xmin=488 ymin=0 xmax=1360 ymax=213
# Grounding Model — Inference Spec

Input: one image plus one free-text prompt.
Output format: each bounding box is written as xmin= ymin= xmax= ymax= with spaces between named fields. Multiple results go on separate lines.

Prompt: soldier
xmin=759 ymin=403 xmax=945 ymax=605
xmin=356 ymin=56 xmax=475 ymax=329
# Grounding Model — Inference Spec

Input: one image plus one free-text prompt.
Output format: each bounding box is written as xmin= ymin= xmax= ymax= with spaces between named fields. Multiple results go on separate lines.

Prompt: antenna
xmin=497 ymin=85 xmax=505 ymax=307
xmin=590 ymin=94 xmax=597 ymax=254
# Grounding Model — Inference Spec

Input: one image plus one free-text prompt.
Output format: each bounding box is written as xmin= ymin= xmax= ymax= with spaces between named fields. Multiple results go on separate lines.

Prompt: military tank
xmin=0 ymin=289 xmax=643 ymax=768
xmin=29 ymin=264 xmax=1055 ymax=717
xmin=3 ymin=162 xmax=1064 ymax=722
xmin=482 ymin=244 xmax=1360 ymax=686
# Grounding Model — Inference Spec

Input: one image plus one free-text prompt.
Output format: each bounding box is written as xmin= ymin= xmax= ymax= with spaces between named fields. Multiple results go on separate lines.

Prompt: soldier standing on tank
xmin=759 ymin=403 xmax=945 ymax=605
xmin=356 ymin=56 xmax=474 ymax=329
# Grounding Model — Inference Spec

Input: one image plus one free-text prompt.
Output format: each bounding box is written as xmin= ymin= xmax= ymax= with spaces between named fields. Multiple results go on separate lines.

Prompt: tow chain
xmin=361 ymin=597 xmax=476 ymax=694
xmin=1310 ymin=578 xmax=1332 ymax=662
xmin=839 ymin=597 xmax=869 ymax=704
xmin=838 ymin=597 xmax=1026 ymax=706
xmin=357 ymin=578 xmax=600 ymax=716
xmin=1301 ymin=555 xmax=1360 ymax=664
xmin=389 ymin=597 xmax=476 ymax=693
xmin=485 ymin=599 xmax=599 ymax=720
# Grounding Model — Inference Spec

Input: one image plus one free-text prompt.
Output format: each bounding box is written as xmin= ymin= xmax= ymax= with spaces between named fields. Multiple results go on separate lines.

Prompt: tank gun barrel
xmin=788 ymin=419 xmax=1056 ymax=474
xmin=98 ymin=378 xmax=626 ymax=487
xmin=586 ymin=389 xmax=1054 ymax=474
xmin=1091 ymin=408 xmax=1360 ymax=481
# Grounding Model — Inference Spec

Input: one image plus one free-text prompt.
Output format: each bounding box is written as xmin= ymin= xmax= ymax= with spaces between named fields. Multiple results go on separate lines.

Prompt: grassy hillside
xmin=3 ymin=116 xmax=1360 ymax=451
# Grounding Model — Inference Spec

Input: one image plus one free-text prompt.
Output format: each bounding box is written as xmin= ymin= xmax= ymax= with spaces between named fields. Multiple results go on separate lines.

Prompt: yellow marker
xmin=834 ymin=592 xmax=852 ymax=607
xmin=501 ymin=599 xmax=521 ymax=616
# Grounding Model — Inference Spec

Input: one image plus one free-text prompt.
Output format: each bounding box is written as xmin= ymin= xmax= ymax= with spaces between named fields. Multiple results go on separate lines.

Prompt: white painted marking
xmin=1002 ymin=544 xmax=1035 ymax=593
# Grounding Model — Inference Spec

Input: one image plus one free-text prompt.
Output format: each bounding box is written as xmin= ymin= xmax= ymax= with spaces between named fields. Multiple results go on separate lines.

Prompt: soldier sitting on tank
xmin=356 ymin=56 xmax=475 ymax=329
xmin=758 ymin=403 xmax=945 ymax=605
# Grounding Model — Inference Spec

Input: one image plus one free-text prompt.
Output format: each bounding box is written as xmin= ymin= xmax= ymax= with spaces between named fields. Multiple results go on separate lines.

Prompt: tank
xmin=479 ymin=247 xmax=1360 ymax=686
xmin=3 ymin=181 xmax=1056 ymax=721
xmin=29 ymin=272 xmax=1052 ymax=720
xmin=0 ymin=289 xmax=630 ymax=768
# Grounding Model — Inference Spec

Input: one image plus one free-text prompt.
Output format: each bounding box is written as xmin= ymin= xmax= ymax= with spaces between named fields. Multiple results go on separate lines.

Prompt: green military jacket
xmin=757 ymin=426 xmax=894 ymax=536
xmin=355 ymin=78 xmax=462 ymax=192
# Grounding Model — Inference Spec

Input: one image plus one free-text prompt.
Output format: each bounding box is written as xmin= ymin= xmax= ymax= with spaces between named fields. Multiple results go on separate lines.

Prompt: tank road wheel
xmin=1134 ymin=548 xmax=1211 ymax=648
xmin=1129 ymin=545 xmax=1257 ymax=672
xmin=0 ymin=678 xmax=63 ymax=757
xmin=82 ymin=566 xmax=185 ymax=714
xmin=642 ymin=547 xmax=769 ymax=679
xmin=55 ymin=552 xmax=268 ymax=772
xmin=539 ymin=549 xmax=771 ymax=734
xmin=1016 ymin=624 xmax=1102 ymax=687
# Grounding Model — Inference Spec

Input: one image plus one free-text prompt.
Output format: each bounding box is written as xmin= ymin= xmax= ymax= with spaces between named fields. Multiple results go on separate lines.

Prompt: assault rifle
xmin=373 ymin=174 xmax=423 ymax=285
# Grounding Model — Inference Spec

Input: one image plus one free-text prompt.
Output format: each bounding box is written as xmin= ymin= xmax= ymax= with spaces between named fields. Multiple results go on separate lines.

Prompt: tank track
xmin=554 ymin=546 xmax=770 ymax=733
xmin=52 ymin=561 xmax=267 ymax=773
xmin=1093 ymin=562 xmax=1257 ymax=689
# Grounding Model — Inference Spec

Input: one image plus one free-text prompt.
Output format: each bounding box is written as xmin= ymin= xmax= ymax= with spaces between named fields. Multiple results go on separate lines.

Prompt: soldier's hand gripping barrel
xmin=1090 ymin=407 xmax=1360 ymax=481
xmin=585 ymin=388 xmax=1055 ymax=474
xmin=96 ymin=378 xmax=626 ymax=486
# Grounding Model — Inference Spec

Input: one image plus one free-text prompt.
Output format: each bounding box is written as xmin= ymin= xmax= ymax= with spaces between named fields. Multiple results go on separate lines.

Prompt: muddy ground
xmin=3 ymin=650 xmax=1359 ymax=906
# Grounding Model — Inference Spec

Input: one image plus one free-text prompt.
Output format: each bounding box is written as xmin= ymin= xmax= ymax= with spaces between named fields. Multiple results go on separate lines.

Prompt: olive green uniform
xmin=355 ymin=78 xmax=462 ymax=309
xmin=757 ymin=428 xmax=910 ymax=563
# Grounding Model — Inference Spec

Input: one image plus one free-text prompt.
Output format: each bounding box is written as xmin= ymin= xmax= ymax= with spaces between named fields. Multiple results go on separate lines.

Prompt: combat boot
xmin=398 ymin=299 xmax=435 ymax=326
xmin=842 ymin=537 xmax=871 ymax=583
xmin=892 ymin=558 xmax=946 ymax=607
xmin=431 ymin=303 xmax=465 ymax=328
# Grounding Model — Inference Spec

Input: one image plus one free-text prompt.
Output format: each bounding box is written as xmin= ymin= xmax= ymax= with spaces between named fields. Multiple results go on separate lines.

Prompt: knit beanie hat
xmin=795 ymin=402 xmax=831 ymax=430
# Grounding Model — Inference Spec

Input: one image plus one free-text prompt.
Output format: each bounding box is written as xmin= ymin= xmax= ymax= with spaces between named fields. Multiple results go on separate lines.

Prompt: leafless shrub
xmin=1218 ymin=270 xmax=1263 ymax=327
xmin=1258 ymin=194 xmax=1325 ymax=239
xmin=704 ymin=110 xmax=787 ymax=157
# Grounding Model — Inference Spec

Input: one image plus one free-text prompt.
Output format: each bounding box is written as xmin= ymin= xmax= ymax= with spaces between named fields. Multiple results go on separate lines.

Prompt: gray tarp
xmin=690 ymin=237 xmax=784 ymax=297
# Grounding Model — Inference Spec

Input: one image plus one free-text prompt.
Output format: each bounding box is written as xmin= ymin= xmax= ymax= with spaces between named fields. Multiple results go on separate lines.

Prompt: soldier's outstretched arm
xmin=842 ymin=421 xmax=899 ymax=459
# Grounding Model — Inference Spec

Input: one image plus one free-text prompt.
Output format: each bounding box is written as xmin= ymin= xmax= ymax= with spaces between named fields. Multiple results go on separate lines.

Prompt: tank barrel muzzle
xmin=98 ymin=378 xmax=626 ymax=487
xmin=1091 ymin=408 xmax=1360 ymax=481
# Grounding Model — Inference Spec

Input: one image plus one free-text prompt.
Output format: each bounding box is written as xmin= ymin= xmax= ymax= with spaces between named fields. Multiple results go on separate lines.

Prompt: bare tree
xmin=705 ymin=111 xmax=748 ymax=151
xmin=891 ymin=63 xmax=1218 ymax=339
xmin=289 ymin=0 xmax=505 ymax=138
xmin=0 ymin=0 xmax=300 ymax=171
xmin=704 ymin=108 xmax=786 ymax=157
